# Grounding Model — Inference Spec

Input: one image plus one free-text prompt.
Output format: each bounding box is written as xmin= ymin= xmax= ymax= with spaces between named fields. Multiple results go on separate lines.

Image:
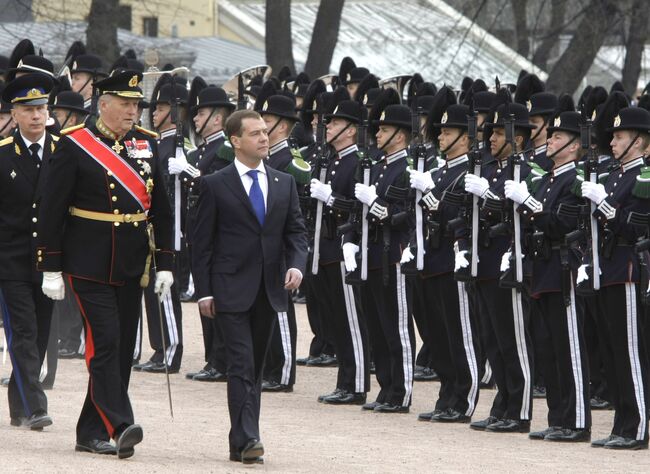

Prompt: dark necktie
xmin=247 ymin=170 xmax=265 ymax=226
xmin=29 ymin=143 xmax=41 ymax=168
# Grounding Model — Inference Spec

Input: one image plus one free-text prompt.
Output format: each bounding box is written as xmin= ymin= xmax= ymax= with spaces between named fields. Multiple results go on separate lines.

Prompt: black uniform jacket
xmin=36 ymin=123 xmax=173 ymax=284
xmin=0 ymin=131 xmax=57 ymax=282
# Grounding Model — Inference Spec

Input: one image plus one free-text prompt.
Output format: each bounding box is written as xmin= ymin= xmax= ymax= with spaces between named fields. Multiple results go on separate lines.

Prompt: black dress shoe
xmin=306 ymin=353 xmax=337 ymax=367
xmin=432 ymin=408 xmax=470 ymax=423
xmin=1 ymin=377 xmax=9 ymax=387
xmin=321 ymin=390 xmax=366 ymax=405
xmin=296 ymin=355 xmax=316 ymax=366
xmin=192 ymin=367 xmax=227 ymax=382
xmin=26 ymin=412 xmax=52 ymax=431
xmin=318 ymin=388 xmax=342 ymax=403
xmin=140 ymin=362 xmax=180 ymax=374
xmin=115 ymin=424 xmax=143 ymax=459
xmin=604 ymin=435 xmax=649 ymax=450
xmin=486 ymin=419 xmax=530 ymax=433
xmin=374 ymin=403 xmax=409 ymax=414
xmin=590 ymin=396 xmax=612 ymax=410
xmin=76 ymin=439 xmax=117 ymax=455
xmin=532 ymin=385 xmax=546 ymax=398
xmin=179 ymin=291 xmax=196 ymax=302
xmin=469 ymin=416 xmax=500 ymax=431
xmin=544 ymin=428 xmax=590 ymax=442
xmin=418 ymin=409 xmax=443 ymax=422
xmin=132 ymin=360 xmax=158 ymax=372
xmin=240 ymin=439 xmax=264 ymax=464
xmin=10 ymin=417 xmax=26 ymax=427
xmin=591 ymin=435 xmax=616 ymax=447
xmin=529 ymin=426 xmax=562 ymax=440
xmin=414 ymin=366 xmax=439 ymax=382
xmin=230 ymin=452 xmax=264 ymax=464
xmin=362 ymin=400 xmax=382 ymax=411
xmin=261 ymin=380 xmax=293 ymax=392
xmin=58 ymin=348 xmax=80 ymax=359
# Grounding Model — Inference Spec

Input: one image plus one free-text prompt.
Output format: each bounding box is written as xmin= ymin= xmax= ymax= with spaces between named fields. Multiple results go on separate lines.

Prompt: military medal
xmin=10 ymin=169 xmax=16 ymax=179
xmin=125 ymin=138 xmax=153 ymax=159
xmin=112 ymin=141 xmax=124 ymax=154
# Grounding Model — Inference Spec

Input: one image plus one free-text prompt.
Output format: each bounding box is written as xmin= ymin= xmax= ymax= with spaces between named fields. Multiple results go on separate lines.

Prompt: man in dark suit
xmin=0 ymin=72 xmax=56 ymax=431
xmin=192 ymin=109 xmax=307 ymax=465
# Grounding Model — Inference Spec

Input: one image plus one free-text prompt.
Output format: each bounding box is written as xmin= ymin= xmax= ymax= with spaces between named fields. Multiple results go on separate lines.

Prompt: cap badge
xmin=441 ymin=111 xmax=448 ymax=124
xmin=262 ymin=101 xmax=268 ymax=111
xmin=346 ymin=73 xmax=351 ymax=82
xmin=554 ymin=116 xmax=561 ymax=127
xmin=526 ymin=100 xmax=532 ymax=112
xmin=494 ymin=112 xmax=498 ymax=123
xmin=380 ymin=111 xmax=386 ymax=121
xmin=333 ymin=105 xmax=339 ymax=114
xmin=156 ymin=91 xmax=161 ymax=101
xmin=312 ymin=100 xmax=317 ymax=110
xmin=129 ymin=75 xmax=139 ymax=87
xmin=363 ymin=94 xmax=368 ymax=105
xmin=27 ymin=88 xmax=41 ymax=98
xmin=613 ymin=115 xmax=621 ymax=127
xmin=72 ymin=61 xmax=78 ymax=70
xmin=591 ymin=109 xmax=597 ymax=121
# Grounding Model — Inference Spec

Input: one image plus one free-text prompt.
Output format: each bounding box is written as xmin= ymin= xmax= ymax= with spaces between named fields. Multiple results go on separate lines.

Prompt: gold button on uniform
xmin=32 ymin=217 xmax=37 ymax=223
xmin=114 ymin=222 xmax=120 ymax=227
xmin=112 ymin=196 xmax=117 ymax=202
xmin=38 ymin=257 xmax=43 ymax=262
xmin=32 ymin=232 xmax=37 ymax=237
xmin=114 ymin=209 xmax=119 ymax=214
xmin=110 ymin=183 xmax=115 ymax=189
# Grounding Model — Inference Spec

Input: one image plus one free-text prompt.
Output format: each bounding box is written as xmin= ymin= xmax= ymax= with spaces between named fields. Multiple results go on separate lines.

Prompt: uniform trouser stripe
xmin=481 ymin=361 xmax=492 ymax=384
xmin=277 ymin=312 xmax=292 ymax=385
xmin=339 ymin=262 xmax=365 ymax=393
xmin=0 ymin=288 xmax=30 ymax=416
xmin=625 ymin=283 xmax=647 ymax=440
xmin=512 ymin=289 xmax=532 ymax=420
xmin=457 ymin=282 xmax=479 ymax=415
xmin=395 ymin=265 xmax=414 ymax=406
xmin=566 ymin=283 xmax=586 ymax=429
xmin=161 ymin=291 xmax=179 ymax=366
xmin=133 ymin=313 xmax=142 ymax=361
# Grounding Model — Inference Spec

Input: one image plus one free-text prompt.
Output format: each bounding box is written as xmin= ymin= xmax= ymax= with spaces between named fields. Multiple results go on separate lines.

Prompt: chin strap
xmin=197 ymin=107 xmax=218 ymax=138
xmin=328 ymin=121 xmax=353 ymax=147
xmin=440 ymin=129 xmax=465 ymax=155
xmin=547 ymin=135 xmax=578 ymax=160
xmin=615 ymin=132 xmax=641 ymax=162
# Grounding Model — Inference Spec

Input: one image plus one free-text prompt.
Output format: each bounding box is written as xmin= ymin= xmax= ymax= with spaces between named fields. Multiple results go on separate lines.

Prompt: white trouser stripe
xmin=162 ymin=292 xmax=179 ymax=366
xmin=457 ymin=281 xmax=479 ymax=416
xmin=277 ymin=311 xmax=292 ymax=385
xmin=481 ymin=361 xmax=492 ymax=384
xmin=133 ymin=315 xmax=142 ymax=361
xmin=512 ymin=289 xmax=532 ymax=420
xmin=625 ymin=283 xmax=647 ymax=440
xmin=395 ymin=265 xmax=414 ymax=406
xmin=340 ymin=262 xmax=365 ymax=393
xmin=566 ymin=283 xmax=585 ymax=428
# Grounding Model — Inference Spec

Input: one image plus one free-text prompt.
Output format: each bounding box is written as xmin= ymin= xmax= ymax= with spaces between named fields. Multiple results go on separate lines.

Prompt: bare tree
xmin=266 ymin=0 xmax=296 ymax=75
xmin=621 ymin=0 xmax=649 ymax=95
xmin=511 ymin=0 xmax=529 ymax=57
xmin=87 ymin=0 xmax=120 ymax=66
xmin=545 ymin=0 xmax=619 ymax=95
xmin=531 ymin=0 xmax=568 ymax=70
xmin=304 ymin=0 xmax=345 ymax=78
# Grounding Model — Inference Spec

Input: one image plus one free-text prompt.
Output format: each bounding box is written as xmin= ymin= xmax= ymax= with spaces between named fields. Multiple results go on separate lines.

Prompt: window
xmin=143 ymin=17 xmax=158 ymax=37
xmin=118 ymin=5 xmax=132 ymax=31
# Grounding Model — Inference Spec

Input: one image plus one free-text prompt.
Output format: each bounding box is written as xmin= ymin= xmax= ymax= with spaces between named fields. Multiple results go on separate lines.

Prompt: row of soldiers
xmin=0 ymin=38 xmax=648 ymax=452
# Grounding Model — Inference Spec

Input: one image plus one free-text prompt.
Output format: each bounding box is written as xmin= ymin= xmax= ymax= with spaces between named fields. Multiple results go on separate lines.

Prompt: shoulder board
xmin=60 ymin=123 xmax=85 ymax=136
xmin=597 ymin=172 xmax=610 ymax=185
xmin=0 ymin=136 xmax=14 ymax=147
xmin=134 ymin=125 xmax=159 ymax=139
xmin=528 ymin=161 xmax=547 ymax=178
xmin=632 ymin=166 xmax=650 ymax=199
xmin=286 ymin=155 xmax=312 ymax=185
xmin=571 ymin=169 xmax=585 ymax=197
xmin=216 ymin=139 xmax=235 ymax=162
xmin=51 ymin=134 xmax=60 ymax=141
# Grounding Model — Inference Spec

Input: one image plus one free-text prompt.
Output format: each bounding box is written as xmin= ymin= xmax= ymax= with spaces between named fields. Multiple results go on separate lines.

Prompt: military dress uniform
xmin=36 ymin=71 xmax=173 ymax=451
xmin=0 ymin=73 xmax=56 ymax=428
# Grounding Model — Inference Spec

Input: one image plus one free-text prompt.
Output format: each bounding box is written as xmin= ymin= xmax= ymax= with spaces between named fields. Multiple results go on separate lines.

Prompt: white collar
xmin=20 ymin=132 xmax=46 ymax=152
xmin=205 ymin=130 xmax=224 ymax=144
xmin=598 ymin=154 xmax=610 ymax=164
xmin=338 ymin=144 xmax=358 ymax=158
xmin=622 ymin=156 xmax=645 ymax=172
xmin=159 ymin=128 xmax=176 ymax=140
xmin=234 ymin=158 xmax=266 ymax=177
xmin=535 ymin=144 xmax=547 ymax=155
xmin=269 ymin=139 xmax=289 ymax=156
xmin=384 ymin=148 xmax=408 ymax=165
xmin=446 ymin=153 xmax=469 ymax=169
xmin=552 ymin=161 xmax=576 ymax=176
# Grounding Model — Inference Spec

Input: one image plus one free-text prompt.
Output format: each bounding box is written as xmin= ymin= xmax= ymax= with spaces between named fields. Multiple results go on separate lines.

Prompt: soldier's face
xmin=547 ymin=131 xmax=575 ymax=159
xmin=438 ymin=127 xmax=466 ymax=157
xmin=311 ymin=114 xmax=319 ymax=132
xmin=346 ymin=83 xmax=359 ymax=98
xmin=152 ymin=103 xmax=172 ymax=129
xmin=11 ymin=103 xmax=48 ymax=140
xmin=194 ymin=107 xmax=219 ymax=137
xmin=51 ymin=108 xmax=77 ymax=128
xmin=326 ymin=117 xmax=352 ymax=147
xmin=231 ymin=117 xmax=269 ymax=162
xmin=0 ymin=113 xmax=14 ymax=138
xmin=99 ymin=96 xmax=139 ymax=134
xmin=71 ymin=72 xmax=93 ymax=98
xmin=489 ymin=128 xmax=509 ymax=159
xmin=530 ymin=115 xmax=547 ymax=144
xmin=610 ymin=130 xmax=639 ymax=160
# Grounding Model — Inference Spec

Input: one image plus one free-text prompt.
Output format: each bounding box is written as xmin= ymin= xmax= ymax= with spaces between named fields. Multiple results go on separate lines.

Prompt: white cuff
xmin=198 ymin=296 xmax=214 ymax=303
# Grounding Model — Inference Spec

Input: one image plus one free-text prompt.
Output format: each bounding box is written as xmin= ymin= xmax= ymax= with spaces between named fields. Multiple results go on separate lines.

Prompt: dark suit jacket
xmin=0 ymin=131 xmax=57 ymax=282
xmin=192 ymin=162 xmax=308 ymax=313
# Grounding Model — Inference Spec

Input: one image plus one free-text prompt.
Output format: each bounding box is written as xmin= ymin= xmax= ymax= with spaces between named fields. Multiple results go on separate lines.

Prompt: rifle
xmin=578 ymin=118 xmax=601 ymax=293
xmin=628 ymin=212 xmax=650 ymax=306
xmin=499 ymin=111 xmax=523 ymax=289
xmin=237 ymin=73 xmax=247 ymax=111
xmin=310 ymin=107 xmax=328 ymax=275
xmin=170 ymin=91 xmax=184 ymax=252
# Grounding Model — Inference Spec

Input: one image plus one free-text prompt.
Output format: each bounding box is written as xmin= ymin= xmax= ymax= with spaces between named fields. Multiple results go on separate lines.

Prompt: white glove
xmin=500 ymin=251 xmax=511 ymax=272
xmin=355 ymin=183 xmax=378 ymax=206
xmin=464 ymin=173 xmax=490 ymax=197
xmin=401 ymin=247 xmax=415 ymax=264
xmin=576 ymin=264 xmax=589 ymax=285
xmin=581 ymin=182 xmax=608 ymax=205
xmin=342 ymin=243 xmax=359 ymax=272
xmin=154 ymin=270 xmax=174 ymax=299
xmin=168 ymin=155 xmax=188 ymax=175
xmin=408 ymin=169 xmax=435 ymax=193
xmin=454 ymin=250 xmax=470 ymax=272
xmin=42 ymin=271 xmax=65 ymax=300
xmin=504 ymin=180 xmax=531 ymax=205
xmin=310 ymin=178 xmax=333 ymax=203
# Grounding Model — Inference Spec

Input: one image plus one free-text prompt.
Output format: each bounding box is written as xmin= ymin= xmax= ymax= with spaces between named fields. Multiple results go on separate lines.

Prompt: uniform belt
xmin=69 ymin=207 xmax=148 ymax=223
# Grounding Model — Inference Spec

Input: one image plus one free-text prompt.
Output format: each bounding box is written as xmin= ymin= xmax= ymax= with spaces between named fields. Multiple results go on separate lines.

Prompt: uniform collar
xmin=84 ymin=98 xmax=92 ymax=109
xmin=552 ymin=161 xmax=575 ymax=176
xmin=446 ymin=153 xmax=469 ymax=169
xmin=205 ymin=130 xmax=224 ymax=144
xmin=269 ymin=139 xmax=289 ymax=156
xmin=598 ymin=154 xmax=610 ymax=164
xmin=622 ymin=156 xmax=645 ymax=172
xmin=20 ymin=131 xmax=46 ymax=151
xmin=384 ymin=148 xmax=408 ymax=165
xmin=96 ymin=118 xmax=124 ymax=141
xmin=337 ymin=144 xmax=358 ymax=158
xmin=535 ymin=144 xmax=547 ymax=155
xmin=159 ymin=128 xmax=176 ymax=140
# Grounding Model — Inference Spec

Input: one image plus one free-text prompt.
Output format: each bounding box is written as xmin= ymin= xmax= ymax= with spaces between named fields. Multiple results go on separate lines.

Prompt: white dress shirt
xmin=234 ymin=158 xmax=269 ymax=209
xmin=21 ymin=133 xmax=46 ymax=161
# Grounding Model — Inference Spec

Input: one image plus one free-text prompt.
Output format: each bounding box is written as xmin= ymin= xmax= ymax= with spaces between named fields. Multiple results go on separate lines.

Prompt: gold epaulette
xmin=51 ymin=134 xmax=60 ymax=141
xmin=60 ymin=123 xmax=85 ymax=136
xmin=135 ymin=125 xmax=159 ymax=139
xmin=0 ymin=136 xmax=14 ymax=147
